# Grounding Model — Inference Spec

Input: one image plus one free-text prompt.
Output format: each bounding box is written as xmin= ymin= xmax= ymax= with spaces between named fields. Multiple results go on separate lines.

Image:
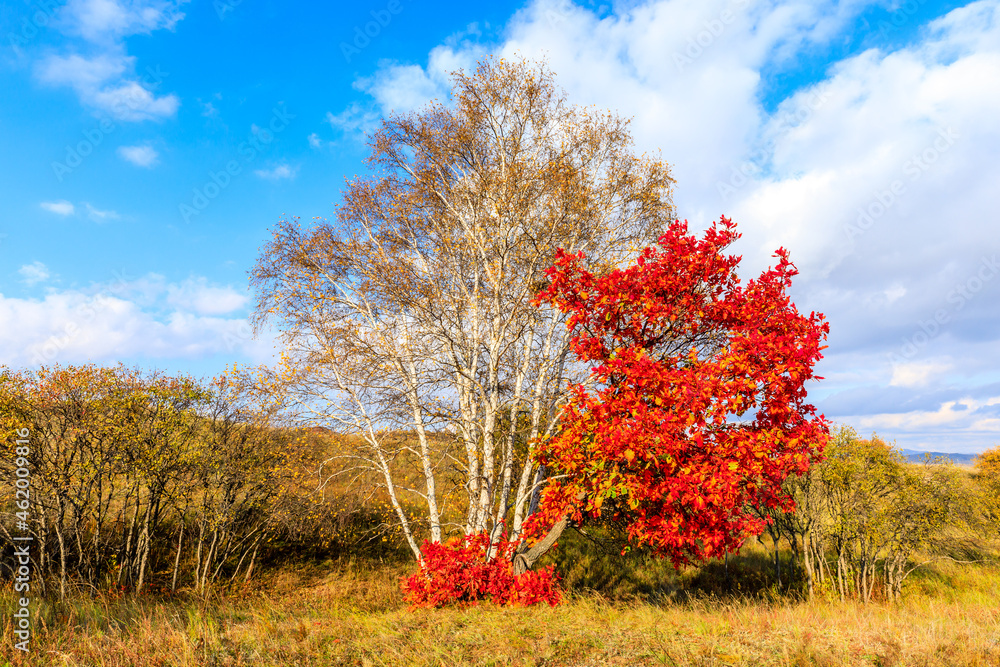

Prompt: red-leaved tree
xmin=516 ymin=216 xmax=829 ymax=572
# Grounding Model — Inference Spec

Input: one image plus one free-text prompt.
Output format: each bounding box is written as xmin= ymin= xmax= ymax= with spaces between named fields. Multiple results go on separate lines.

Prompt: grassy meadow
xmin=2 ymin=529 xmax=999 ymax=666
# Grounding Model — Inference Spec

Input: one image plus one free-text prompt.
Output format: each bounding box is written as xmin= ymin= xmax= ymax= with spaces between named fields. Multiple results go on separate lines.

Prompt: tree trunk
xmin=193 ymin=521 xmax=206 ymax=593
xmin=803 ymin=529 xmax=814 ymax=600
xmin=406 ymin=356 xmax=442 ymax=543
xmin=775 ymin=545 xmax=781 ymax=588
xmin=512 ymin=513 xmax=569 ymax=576
xmin=245 ymin=540 xmax=260 ymax=583
xmin=837 ymin=547 xmax=846 ymax=602
xmin=200 ymin=528 xmax=219 ymax=593
xmin=55 ymin=523 xmax=67 ymax=602
xmin=136 ymin=507 xmax=152 ymax=593
xmin=171 ymin=521 xmax=184 ymax=592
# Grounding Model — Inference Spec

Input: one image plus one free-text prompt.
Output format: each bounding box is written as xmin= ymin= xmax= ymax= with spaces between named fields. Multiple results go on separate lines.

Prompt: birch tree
xmin=250 ymin=56 xmax=675 ymax=560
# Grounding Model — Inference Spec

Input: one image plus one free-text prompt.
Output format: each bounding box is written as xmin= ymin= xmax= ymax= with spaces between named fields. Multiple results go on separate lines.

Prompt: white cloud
xmin=92 ymin=80 xmax=179 ymax=121
xmin=889 ymin=360 xmax=953 ymax=388
xmin=854 ymin=396 xmax=1000 ymax=432
xmin=84 ymin=203 xmax=120 ymax=222
xmin=355 ymin=64 xmax=444 ymax=115
xmin=323 ymin=44 xmax=475 ymax=141
xmin=445 ymin=0 xmax=997 ymax=285
xmin=35 ymin=1 xmax=186 ymax=121
xmin=727 ymin=12 xmax=1000 ymax=277
xmin=36 ymin=52 xmax=126 ymax=89
xmin=254 ymin=163 xmax=298 ymax=181
xmin=40 ymin=200 xmax=76 ymax=216
xmin=349 ymin=0 xmax=879 ymax=236
xmin=117 ymin=144 xmax=159 ymax=167
xmin=18 ymin=262 xmax=51 ymax=286
xmin=306 ymin=132 xmax=339 ymax=150
xmin=0 ymin=273 xmax=273 ymax=367
xmin=324 ymin=103 xmax=381 ymax=140
xmin=36 ymin=53 xmax=180 ymax=122
xmin=59 ymin=0 xmax=187 ymax=42
xmin=165 ymin=278 xmax=247 ymax=315
xmin=353 ymin=25 xmax=487 ymax=117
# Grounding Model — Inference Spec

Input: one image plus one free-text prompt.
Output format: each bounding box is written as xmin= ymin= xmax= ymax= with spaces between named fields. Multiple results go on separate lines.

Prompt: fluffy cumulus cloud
xmin=58 ymin=0 xmax=187 ymax=42
xmin=0 ymin=273 xmax=274 ymax=368
xmin=18 ymin=262 xmax=51 ymax=286
xmin=34 ymin=0 xmax=186 ymax=121
xmin=346 ymin=0 xmax=1000 ymax=451
xmin=729 ymin=3 xmax=1000 ymax=453
xmin=164 ymin=277 xmax=247 ymax=315
xmin=321 ymin=25 xmax=488 ymax=142
xmin=117 ymin=143 xmax=159 ymax=167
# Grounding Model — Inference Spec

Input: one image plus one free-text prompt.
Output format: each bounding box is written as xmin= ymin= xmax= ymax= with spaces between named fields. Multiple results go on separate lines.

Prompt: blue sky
xmin=1 ymin=0 xmax=998 ymax=453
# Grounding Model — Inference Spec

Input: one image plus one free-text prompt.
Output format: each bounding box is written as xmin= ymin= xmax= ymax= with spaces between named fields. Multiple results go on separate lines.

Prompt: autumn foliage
xmin=529 ymin=216 xmax=830 ymax=568
xmin=975 ymin=446 xmax=1000 ymax=487
xmin=0 ymin=363 xmax=321 ymax=598
xmin=401 ymin=532 xmax=561 ymax=607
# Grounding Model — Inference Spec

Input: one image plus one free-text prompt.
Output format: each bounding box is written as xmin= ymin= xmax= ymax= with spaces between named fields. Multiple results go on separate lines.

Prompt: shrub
xmin=401 ymin=532 xmax=561 ymax=607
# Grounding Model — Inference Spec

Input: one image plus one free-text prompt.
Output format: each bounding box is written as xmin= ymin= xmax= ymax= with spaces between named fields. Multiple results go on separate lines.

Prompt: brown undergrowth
xmin=2 ymin=541 xmax=998 ymax=667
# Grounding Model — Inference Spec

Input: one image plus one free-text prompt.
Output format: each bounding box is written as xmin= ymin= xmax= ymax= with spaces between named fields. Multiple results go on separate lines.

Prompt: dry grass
xmin=2 ymin=549 xmax=998 ymax=667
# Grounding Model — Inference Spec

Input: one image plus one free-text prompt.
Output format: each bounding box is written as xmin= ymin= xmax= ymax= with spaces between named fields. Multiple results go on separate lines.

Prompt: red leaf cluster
xmin=531 ymin=217 xmax=830 ymax=568
xmin=401 ymin=533 xmax=561 ymax=607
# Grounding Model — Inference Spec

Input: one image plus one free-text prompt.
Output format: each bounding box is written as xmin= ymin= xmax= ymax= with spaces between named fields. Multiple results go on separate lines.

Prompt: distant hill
xmin=900 ymin=449 xmax=979 ymax=466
